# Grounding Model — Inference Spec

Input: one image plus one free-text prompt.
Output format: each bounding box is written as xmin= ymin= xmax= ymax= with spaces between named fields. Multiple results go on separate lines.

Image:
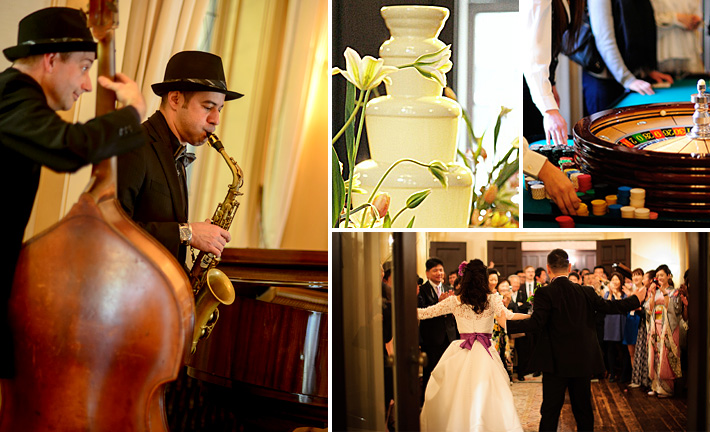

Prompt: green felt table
xmin=614 ymin=79 xmax=700 ymax=107
xmin=523 ymin=78 xmax=710 ymax=228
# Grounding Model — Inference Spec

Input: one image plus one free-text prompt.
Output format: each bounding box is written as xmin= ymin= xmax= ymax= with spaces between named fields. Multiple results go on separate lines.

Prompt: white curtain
xmin=189 ymin=0 xmax=328 ymax=250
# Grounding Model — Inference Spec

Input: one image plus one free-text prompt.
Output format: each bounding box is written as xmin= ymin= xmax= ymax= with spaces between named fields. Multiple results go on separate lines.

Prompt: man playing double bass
xmin=0 ymin=7 xmax=147 ymax=378
xmin=117 ymin=51 xmax=242 ymax=270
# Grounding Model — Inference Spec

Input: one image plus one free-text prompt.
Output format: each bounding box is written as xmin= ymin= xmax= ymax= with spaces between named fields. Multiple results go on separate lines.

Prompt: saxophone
xmin=188 ymin=133 xmax=243 ymax=354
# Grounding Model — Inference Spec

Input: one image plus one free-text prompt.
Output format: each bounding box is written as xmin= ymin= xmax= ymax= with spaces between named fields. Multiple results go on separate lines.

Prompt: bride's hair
xmin=459 ymin=259 xmax=490 ymax=313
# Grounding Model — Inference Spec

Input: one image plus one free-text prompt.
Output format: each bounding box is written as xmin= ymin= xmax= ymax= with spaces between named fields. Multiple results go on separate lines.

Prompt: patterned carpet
xmin=511 ymin=380 xmax=543 ymax=431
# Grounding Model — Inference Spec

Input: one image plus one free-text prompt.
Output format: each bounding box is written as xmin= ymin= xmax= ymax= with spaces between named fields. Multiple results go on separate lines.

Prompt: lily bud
xmin=371 ymin=193 xmax=391 ymax=219
xmin=483 ymin=184 xmax=498 ymax=204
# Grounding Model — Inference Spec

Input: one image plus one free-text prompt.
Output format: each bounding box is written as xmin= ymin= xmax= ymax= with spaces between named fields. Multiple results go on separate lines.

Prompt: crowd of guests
xmin=386 ymin=259 xmax=689 ymax=395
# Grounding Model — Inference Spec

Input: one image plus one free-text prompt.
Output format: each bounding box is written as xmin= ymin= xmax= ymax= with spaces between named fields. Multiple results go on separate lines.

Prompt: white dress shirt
xmin=523 ymin=137 xmax=547 ymax=177
xmin=523 ymin=0 xmax=570 ymax=116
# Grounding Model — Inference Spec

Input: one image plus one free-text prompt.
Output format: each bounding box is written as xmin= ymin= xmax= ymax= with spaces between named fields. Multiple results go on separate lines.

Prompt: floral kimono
xmin=492 ymin=321 xmax=513 ymax=378
xmin=648 ymin=288 xmax=683 ymax=395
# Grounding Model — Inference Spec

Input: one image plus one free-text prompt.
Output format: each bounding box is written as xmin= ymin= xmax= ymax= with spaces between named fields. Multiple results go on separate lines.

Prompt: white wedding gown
xmin=417 ymin=293 xmax=523 ymax=432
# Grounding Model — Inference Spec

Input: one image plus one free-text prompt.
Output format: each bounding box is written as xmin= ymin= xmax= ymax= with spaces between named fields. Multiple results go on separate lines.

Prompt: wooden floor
xmin=512 ymin=378 xmax=688 ymax=431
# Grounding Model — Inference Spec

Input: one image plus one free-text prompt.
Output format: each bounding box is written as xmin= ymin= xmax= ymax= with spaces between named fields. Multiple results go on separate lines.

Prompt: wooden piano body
xmin=169 ymin=248 xmax=328 ymax=431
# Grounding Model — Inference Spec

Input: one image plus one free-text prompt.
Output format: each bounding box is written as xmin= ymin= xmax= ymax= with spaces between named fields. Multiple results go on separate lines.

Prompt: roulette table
xmin=523 ymin=78 xmax=710 ymax=228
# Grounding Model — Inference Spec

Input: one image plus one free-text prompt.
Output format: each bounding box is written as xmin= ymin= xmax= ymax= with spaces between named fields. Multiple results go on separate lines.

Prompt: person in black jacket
xmin=117 ymin=51 xmax=243 ymax=270
xmin=417 ymin=257 xmax=458 ymax=405
xmin=505 ymin=248 xmax=646 ymax=432
xmin=1 ymin=7 xmax=147 ymax=378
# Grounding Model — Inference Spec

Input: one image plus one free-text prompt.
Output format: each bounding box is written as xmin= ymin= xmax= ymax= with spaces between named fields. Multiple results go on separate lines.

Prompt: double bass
xmin=0 ymin=2 xmax=194 ymax=431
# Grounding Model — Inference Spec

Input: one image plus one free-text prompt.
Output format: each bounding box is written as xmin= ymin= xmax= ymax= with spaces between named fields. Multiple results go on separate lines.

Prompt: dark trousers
xmin=606 ymin=340 xmax=631 ymax=382
xmin=421 ymin=341 xmax=448 ymax=404
xmin=516 ymin=334 xmax=533 ymax=377
xmin=582 ymin=71 xmax=626 ymax=116
xmin=540 ymin=373 xmax=594 ymax=432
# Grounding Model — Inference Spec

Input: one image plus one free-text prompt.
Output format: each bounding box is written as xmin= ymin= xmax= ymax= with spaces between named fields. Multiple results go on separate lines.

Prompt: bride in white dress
xmin=418 ymin=259 xmax=529 ymax=432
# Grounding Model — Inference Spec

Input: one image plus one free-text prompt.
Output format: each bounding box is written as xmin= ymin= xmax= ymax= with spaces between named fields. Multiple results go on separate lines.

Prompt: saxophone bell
xmin=191 ymin=268 xmax=235 ymax=354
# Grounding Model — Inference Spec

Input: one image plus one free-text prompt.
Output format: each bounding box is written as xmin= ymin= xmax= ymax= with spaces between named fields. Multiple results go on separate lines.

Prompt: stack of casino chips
xmin=577 ymin=174 xmax=592 ymax=193
xmin=629 ymin=188 xmax=646 ymax=208
xmin=635 ymin=208 xmax=650 ymax=219
xmin=576 ymin=203 xmax=589 ymax=216
xmin=591 ymin=199 xmax=607 ymax=216
xmin=605 ymin=195 xmax=617 ymax=206
xmin=555 ymin=215 xmax=575 ymax=228
xmin=530 ymin=183 xmax=546 ymax=200
xmin=620 ymin=206 xmax=635 ymax=218
xmin=616 ymin=186 xmax=631 ymax=206
xmin=608 ymin=204 xmax=622 ymax=218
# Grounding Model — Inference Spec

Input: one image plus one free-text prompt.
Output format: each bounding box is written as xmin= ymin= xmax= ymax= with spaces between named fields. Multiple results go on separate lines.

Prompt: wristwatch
xmin=179 ymin=223 xmax=192 ymax=245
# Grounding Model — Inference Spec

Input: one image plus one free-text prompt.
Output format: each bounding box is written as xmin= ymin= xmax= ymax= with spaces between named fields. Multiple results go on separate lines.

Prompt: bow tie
xmin=174 ymin=146 xmax=197 ymax=168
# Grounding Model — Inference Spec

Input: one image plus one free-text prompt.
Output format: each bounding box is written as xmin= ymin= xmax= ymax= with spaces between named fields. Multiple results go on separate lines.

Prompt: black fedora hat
xmin=3 ymin=7 xmax=97 ymax=62
xmin=151 ymin=51 xmax=243 ymax=101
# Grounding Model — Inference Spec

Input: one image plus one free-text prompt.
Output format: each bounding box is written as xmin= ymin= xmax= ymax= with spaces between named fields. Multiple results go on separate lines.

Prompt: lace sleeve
xmin=417 ymin=295 xmax=456 ymax=320
xmin=492 ymin=293 xmax=515 ymax=319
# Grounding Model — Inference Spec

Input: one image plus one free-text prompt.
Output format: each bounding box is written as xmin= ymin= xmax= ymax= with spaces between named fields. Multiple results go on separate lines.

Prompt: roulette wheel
xmin=574 ymin=79 xmax=710 ymax=215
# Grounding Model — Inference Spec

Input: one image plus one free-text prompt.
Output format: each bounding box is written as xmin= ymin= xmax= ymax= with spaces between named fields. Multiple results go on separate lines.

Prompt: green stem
xmin=390 ymin=207 xmax=407 ymax=225
xmin=359 ymin=158 xmax=430 ymax=227
xmin=332 ymin=96 xmax=363 ymax=145
xmin=343 ymin=89 xmax=370 ymax=228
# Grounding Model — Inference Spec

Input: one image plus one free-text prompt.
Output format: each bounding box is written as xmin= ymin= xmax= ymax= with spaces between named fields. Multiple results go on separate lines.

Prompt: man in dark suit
xmin=118 ymin=51 xmax=242 ymax=269
xmin=417 ymin=257 xmax=458 ymax=404
xmin=506 ymin=249 xmax=646 ymax=432
xmin=1 ymin=7 xmax=147 ymax=378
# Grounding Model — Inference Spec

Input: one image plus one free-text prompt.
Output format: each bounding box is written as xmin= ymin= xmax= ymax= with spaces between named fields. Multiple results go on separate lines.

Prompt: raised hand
xmin=632 ymin=283 xmax=647 ymax=303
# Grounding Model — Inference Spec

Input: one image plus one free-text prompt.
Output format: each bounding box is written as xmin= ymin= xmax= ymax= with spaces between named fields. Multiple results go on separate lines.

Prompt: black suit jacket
xmin=506 ymin=277 xmax=640 ymax=377
xmin=0 ymin=67 xmax=144 ymax=377
xmin=117 ymin=111 xmax=189 ymax=266
xmin=418 ymin=281 xmax=458 ymax=346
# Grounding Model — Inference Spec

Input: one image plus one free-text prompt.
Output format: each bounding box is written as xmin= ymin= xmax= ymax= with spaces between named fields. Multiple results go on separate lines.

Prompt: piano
xmin=169 ymin=248 xmax=328 ymax=431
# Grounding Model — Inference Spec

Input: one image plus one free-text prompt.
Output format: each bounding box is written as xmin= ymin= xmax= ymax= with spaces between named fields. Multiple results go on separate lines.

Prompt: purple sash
xmin=459 ymin=332 xmax=493 ymax=358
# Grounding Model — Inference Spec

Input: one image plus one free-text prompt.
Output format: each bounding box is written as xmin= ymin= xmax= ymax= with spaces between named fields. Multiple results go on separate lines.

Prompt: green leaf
xmin=383 ymin=213 xmax=392 ymax=228
xmin=345 ymin=81 xmax=356 ymax=166
xmin=406 ymin=216 xmax=416 ymax=228
xmin=332 ymin=147 xmax=345 ymax=228
xmin=406 ymin=189 xmax=431 ymax=209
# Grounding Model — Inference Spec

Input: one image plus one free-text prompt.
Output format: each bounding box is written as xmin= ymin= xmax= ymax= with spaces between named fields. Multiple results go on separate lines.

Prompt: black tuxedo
xmin=0 ymin=67 xmax=144 ymax=378
xmin=507 ymin=276 xmax=641 ymax=431
xmin=117 ymin=111 xmax=190 ymax=268
xmin=417 ymin=281 xmax=458 ymax=403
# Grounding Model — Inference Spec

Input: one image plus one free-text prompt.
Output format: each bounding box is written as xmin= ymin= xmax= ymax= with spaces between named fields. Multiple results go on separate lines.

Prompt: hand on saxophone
xmin=190 ymin=219 xmax=232 ymax=257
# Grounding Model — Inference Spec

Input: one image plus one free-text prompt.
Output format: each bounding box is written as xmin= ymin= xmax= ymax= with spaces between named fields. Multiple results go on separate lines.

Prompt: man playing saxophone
xmin=117 ymin=51 xmax=243 ymax=270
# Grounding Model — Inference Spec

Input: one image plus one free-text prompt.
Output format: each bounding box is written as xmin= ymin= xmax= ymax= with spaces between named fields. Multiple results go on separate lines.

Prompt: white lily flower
xmin=332 ymin=47 xmax=399 ymax=91
xmin=408 ymin=45 xmax=453 ymax=87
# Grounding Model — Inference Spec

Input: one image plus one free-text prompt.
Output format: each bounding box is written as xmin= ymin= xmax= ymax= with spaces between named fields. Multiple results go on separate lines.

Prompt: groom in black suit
xmin=418 ymin=257 xmax=458 ymax=404
xmin=506 ymin=249 xmax=646 ymax=431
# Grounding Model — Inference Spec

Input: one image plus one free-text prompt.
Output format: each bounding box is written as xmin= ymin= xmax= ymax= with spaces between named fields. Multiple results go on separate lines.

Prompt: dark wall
xmin=332 ymin=0 xmax=457 ymax=179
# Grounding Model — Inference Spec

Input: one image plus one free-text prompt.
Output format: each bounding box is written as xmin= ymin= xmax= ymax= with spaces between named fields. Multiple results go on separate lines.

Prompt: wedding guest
xmin=649 ymin=0 xmax=704 ymax=75
xmin=418 ymin=258 xmax=458 ymax=404
xmin=535 ymin=267 xmax=548 ymax=286
xmin=447 ymin=270 xmax=458 ymax=292
xmin=623 ymin=268 xmax=644 ymax=365
xmin=603 ymin=272 xmax=631 ymax=383
xmin=568 ymin=271 xmax=580 ymax=284
xmin=584 ymin=0 xmax=673 ymax=115
xmin=488 ymin=268 xmax=501 ymax=292
xmin=630 ymin=269 xmax=655 ymax=390
xmin=648 ymin=264 xmax=682 ymax=397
